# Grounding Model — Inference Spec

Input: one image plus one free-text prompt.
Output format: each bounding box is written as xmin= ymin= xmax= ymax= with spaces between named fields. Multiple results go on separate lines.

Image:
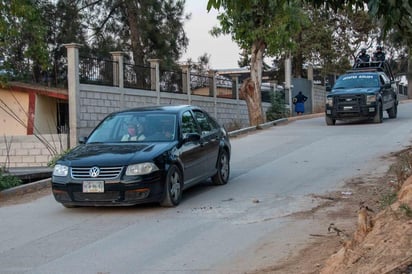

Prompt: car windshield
xmin=333 ymin=74 xmax=379 ymax=90
xmin=87 ymin=112 xmax=177 ymax=143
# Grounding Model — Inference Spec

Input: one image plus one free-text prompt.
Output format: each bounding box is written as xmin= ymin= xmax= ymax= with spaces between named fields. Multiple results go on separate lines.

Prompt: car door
xmin=192 ymin=109 xmax=220 ymax=176
xmin=179 ymin=110 xmax=207 ymax=184
xmin=379 ymin=73 xmax=394 ymax=109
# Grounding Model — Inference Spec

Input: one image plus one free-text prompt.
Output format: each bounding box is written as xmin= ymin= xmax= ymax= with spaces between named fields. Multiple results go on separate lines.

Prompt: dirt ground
xmin=248 ymin=149 xmax=412 ymax=274
xmin=1 ymin=149 xmax=412 ymax=274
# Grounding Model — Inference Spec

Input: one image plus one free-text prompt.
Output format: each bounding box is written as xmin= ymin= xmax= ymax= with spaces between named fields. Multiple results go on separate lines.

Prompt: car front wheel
xmin=212 ymin=150 xmax=230 ymax=185
xmin=325 ymin=116 xmax=336 ymax=126
xmin=373 ymin=101 xmax=383 ymax=123
xmin=160 ymin=165 xmax=183 ymax=207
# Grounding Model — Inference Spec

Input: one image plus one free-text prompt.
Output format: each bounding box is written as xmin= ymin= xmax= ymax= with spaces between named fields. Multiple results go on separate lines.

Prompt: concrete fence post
xmin=110 ymin=52 xmax=124 ymax=88
xmin=307 ymin=64 xmax=314 ymax=113
xmin=181 ymin=64 xmax=191 ymax=104
xmin=209 ymin=70 xmax=217 ymax=118
xmin=148 ymin=59 xmax=161 ymax=105
xmin=64 ymin=43 xmax=82 ymax=148
xmin=232 ymin=75 xmax=240 ymax=122
xmin=111 ymin=51 xmax=125 ymax=107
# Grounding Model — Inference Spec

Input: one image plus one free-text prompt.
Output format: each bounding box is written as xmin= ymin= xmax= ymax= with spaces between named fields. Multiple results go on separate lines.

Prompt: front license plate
xmin=83 ymin=181 xmax=104 ymax=193
xmin=343 ymin=106 xmax=353 ymax=110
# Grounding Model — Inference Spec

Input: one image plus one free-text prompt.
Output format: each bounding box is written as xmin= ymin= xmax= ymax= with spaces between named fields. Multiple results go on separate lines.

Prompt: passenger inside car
xmin=121 ymin=121 xmax=146 ymax=141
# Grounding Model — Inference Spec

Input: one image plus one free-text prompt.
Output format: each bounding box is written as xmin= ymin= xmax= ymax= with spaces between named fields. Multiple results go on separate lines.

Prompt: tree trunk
xmin=240 ymin=40 xmax=265 ymax=126
xmin=408 ymin=48 xmax=412 ymax=99
xmin=124 ymin=1 xmax=144 ymax=65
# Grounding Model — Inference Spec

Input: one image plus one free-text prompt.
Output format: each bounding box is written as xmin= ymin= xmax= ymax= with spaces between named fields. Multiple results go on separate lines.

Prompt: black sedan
xmin=52 ymin=105 xmax=231 ymax=207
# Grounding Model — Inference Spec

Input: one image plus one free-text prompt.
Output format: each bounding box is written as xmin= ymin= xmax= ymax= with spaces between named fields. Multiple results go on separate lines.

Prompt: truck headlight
xmin=366 ymin=94 xmax=376 ymax=104
xmin=326 ymin=97 xmax=333 ymax=107
xmin=126 ymin=163 xmax=159 ymax=176
xmin=53 ymin=164 xmax=69 ymax=177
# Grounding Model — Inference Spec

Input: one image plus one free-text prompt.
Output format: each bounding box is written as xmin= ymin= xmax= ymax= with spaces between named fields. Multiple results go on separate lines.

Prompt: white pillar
xmin=285 ymin=55 xmax=292 ymax=115
xmin=64 ymin=43 xmax=82 ymax=148
xmin=111 ymin=51 xmax=124 ymax=107
xmin=148 ymin=59 xmax=161 ymax=105
xmin=181 ymin=64 xmax=191 ymax=104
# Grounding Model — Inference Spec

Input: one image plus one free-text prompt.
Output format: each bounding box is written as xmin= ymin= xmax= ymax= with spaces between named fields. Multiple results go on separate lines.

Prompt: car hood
xmin=58 ymin=142 xmax=176 ymax=166
xmin=330 ymin=87 xmax=380 ymax=96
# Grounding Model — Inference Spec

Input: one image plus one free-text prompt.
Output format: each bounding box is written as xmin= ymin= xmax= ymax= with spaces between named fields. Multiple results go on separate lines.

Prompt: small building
xmin=0 ymin=83 xmax=68 ymax=136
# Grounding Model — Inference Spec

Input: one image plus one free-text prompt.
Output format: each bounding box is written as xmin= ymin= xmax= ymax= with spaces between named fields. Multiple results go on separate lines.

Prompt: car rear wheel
xmin=373 ymin=102 xmax=383 ymax=123
xmin=387 ymin=102 xmax=397 ymax=119
xmin=160 ymin=165 xmax=183 ymax=207
xmin=212 ymin=150 xmax=230 ymax=185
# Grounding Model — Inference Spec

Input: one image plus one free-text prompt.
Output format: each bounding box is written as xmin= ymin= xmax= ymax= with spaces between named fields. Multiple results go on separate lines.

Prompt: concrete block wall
xmin=313 ymin=85 xmax=326 ymax=113
xmin=0 ymin=134 xmax=68 ymax=168
xmin=78 ymin=83 xmax=270 ymax=138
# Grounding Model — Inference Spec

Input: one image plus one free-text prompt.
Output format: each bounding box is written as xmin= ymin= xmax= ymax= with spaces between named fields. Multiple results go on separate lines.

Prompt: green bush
xmin=0 ymin=168 xmax=21 ymax=191
xmin=379 ymin=192 xmax=397 ymax=209
xmin=266 ymin=92 xmax=289 ymax=121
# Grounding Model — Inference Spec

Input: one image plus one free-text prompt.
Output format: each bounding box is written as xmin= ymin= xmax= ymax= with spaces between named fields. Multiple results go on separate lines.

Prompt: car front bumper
xmin=51 ymin=174 xmax=165 ymax=207
xmin=325 ymin=104 xmax=378 ymax=120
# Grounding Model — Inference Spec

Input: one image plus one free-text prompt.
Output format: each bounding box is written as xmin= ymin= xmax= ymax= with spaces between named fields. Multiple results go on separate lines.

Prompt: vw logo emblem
xmin=89 ymin=167 xmax=100 ymax=178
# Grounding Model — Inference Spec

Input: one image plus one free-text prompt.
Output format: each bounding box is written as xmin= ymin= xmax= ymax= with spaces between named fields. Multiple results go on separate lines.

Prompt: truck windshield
xmin=333 ymin=74 xmax=379 ymax=89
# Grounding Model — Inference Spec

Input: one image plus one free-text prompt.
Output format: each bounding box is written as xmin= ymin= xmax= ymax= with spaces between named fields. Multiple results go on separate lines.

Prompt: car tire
xmin=325 ymin=116 xmax=336 ymax=126
xmin=387 ymin=102 xmax=397 ymax=119
xmin=212 ymin=149 xmax=230 ymax=185
xmin=373 ymin=101 xmax=383 ymax=123
xmin=160 ymin=165 xmax=183 ymax=207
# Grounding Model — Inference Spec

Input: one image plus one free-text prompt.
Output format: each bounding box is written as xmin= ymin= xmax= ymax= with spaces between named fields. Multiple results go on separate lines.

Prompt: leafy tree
xmin=84 ymin=0 xmax=189 ymax=69
xmin=43 ymin=0 xmax=89 ymax=85
xmin=208 ymin=0 xmax=304 ymax=126
xmin=0 ymin=0 xmax=49 ymax=82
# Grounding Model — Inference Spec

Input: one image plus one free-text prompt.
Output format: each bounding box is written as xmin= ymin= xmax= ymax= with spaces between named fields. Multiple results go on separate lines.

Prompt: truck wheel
xmin=373 ymin=102 xmax=383 ymax=123
xmin=325 ymin=116 xmax=336 ymax=126
xmin=387 ymin=102 xmax=397 ymax=119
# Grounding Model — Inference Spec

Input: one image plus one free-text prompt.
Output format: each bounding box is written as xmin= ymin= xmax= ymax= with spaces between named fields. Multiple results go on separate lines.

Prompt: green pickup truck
xmin=325 ymin=61 xmax=398 ymax=125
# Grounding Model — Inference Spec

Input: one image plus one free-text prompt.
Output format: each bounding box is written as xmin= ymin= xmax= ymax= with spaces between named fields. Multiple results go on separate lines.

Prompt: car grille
xmin=71 ymin=167 xmax=123 ymax=179
xmin=73 ymin=192 xmax=120 ymax=202
xmin=335 ymin=95 xmax=364 ymax=112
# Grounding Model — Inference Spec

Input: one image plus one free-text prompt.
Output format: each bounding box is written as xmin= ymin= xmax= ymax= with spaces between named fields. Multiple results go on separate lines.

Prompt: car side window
xmin=193 ymin=110 xmax=218 ymax=136
xmin=380 ymin=74 xmax=390 ymax=85
xmin=181 ymin=111 xmax=199 ymax=138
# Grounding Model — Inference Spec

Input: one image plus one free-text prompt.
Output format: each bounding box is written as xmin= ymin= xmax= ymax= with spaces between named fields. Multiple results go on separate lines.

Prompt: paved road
xmin=1 ymin=102 xmax=412 ymax=274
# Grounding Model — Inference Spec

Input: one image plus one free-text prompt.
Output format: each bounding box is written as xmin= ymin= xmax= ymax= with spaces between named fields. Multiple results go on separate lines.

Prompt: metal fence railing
xmin=79 ymin=57 xmax=117 ymax=86
xmin=75 ymin=55 xmax=240 ymax=99
xmin=190 ymin=73 xmax=211 ymax=97
xmin=124 ymin=63 xmax=151 ymax=90
xmin=216 ymin=75 xmax=234 ymax=99
xmin=160 ymin=68 xmax=183 ymax=93
xmin=1 ymin=58 xmax=68 ymax=89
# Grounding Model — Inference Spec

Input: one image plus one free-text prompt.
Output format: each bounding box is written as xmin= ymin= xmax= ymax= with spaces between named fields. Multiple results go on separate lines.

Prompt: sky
xmin=180 ymin=0 xmax=241 ymax=69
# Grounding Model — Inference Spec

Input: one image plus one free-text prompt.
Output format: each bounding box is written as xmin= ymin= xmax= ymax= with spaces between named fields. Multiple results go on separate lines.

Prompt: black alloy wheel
xmin=160 ymin=165 xmax=183 ymax=207
xmin=212 ymin=150 xmax=230 ymax=185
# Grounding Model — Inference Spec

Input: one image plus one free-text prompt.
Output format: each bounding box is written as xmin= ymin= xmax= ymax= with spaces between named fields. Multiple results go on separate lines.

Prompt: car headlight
xmin=366 ymin=94 xmax=376 ymax=104
xmin=53 ymin=164 xmax=69 ymax=177
xmin=126 ymin=163 xmax=159 ymax=176
xmin=326 ymin=97 xmax=333 ymax=106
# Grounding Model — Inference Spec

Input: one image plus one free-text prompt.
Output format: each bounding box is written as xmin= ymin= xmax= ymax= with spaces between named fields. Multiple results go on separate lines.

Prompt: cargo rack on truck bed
xmin=348 ymin=61 xmax=394 ymax=81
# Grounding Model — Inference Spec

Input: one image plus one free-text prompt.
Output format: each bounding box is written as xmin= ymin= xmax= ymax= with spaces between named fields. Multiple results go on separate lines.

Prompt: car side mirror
xmin=79 ymin=136 xmax=88 ymax=144
xmin=183 ymin=133 xmax=201 ymax=143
